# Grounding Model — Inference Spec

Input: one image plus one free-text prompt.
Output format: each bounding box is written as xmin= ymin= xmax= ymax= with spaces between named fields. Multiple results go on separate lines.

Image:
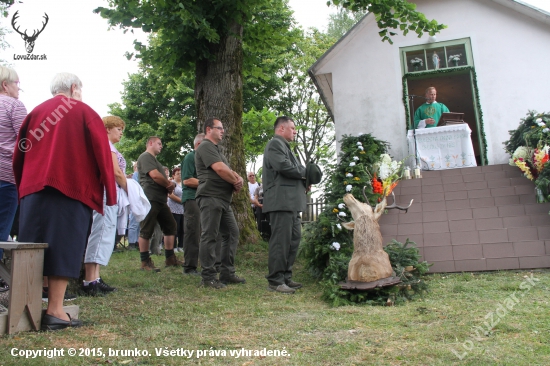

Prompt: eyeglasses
xmin=212 ymin=126 xmax=224 ymax=131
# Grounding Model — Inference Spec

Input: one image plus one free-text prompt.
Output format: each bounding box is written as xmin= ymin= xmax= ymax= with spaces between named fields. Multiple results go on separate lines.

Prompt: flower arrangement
xmin=371 ymin=174 xmax=383 ymax=194
xmin=505 ymin=111 xmax=550 ymax=202
xmin=448 ymin=53 xmax=462 ymax=65
xmin=409 ymin=57 xmax=423 ymax=66
xmin=512 ymin=145 xmax=549 ymax=181
xmin=376 ymin=154 xmax=403 ymax=196
xmin=300 ymin=134 xmax=430 ymax=306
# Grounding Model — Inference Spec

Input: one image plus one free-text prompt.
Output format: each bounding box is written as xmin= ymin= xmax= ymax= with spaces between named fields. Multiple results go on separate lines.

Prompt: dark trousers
xmin=0 ymin=181 xmax=18 ymax=258
xmin=266 ymin=211 xmax=301 ymax=286
xmin=183 ymin=200 xmax=201 ymax=271
xmin=255 ymin=206 xmax=270 ymax=237
xmin=172 ymin=213 xmax=184 ymax=248
xmin=197 ymin=196 xmax=238 ymax=281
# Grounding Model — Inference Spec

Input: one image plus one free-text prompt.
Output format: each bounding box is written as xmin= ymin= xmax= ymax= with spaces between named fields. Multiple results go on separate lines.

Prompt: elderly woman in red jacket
xmin=13 ymin=72 xmax=116 ymax=331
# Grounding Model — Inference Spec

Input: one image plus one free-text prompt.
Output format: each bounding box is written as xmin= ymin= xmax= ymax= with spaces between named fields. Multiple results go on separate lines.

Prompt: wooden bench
xmin=0 ymin=242 xmax=47 ymax=334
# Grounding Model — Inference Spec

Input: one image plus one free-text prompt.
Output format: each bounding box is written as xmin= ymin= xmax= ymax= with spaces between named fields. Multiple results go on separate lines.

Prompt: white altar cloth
xmin=407 ymin=124 xmax=477 ymax=170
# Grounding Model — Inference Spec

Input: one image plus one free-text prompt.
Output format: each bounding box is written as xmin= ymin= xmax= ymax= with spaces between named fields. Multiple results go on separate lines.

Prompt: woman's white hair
xmin=50 ymin=72 xmax=82 ymax=96
xmin=0 ymin=66 xmax=19 ymax=86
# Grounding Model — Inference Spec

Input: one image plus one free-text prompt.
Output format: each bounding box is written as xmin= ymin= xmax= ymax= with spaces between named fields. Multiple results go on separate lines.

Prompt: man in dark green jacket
xmin=262 ymin=116 xmax=307 ymax=294
xmin=181 ymin=133 xmax=204 ymax=275
xmin=195 ymin=118 xmax=246 ymax=289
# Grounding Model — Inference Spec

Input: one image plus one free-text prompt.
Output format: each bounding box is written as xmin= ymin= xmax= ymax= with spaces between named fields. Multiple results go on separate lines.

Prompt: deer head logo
xmin=11 ymin=11 xmax=49 ymax=54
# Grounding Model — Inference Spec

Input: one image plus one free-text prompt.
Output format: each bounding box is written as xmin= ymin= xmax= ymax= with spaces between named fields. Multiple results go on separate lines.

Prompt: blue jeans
xmin=0 ymin=180 xmax=19 ymax=258
xmin=128 ymin=212 xmax=140 ymax=244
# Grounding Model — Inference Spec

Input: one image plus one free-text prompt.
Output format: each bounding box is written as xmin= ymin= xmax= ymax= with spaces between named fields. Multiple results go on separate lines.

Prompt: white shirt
xmin=248 ymin=181 xmax=259 ymax=206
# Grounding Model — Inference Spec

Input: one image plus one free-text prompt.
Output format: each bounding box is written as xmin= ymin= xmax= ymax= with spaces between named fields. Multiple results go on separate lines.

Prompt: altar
xmin=407 ymin=124 xmax=477 ymax=170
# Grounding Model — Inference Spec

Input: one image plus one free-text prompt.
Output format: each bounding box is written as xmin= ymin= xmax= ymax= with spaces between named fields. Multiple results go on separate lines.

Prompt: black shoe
xmin=183 ymin=269 xmax=201 ymax=276
xmin=219 ymin=274 xmax=246 ymax=285
xmin=97 ymin=278 xmax=117 ymax=292
xmin=285 ymin=280 xmax=303 ymax=289
xmin=64 ymin=291 xmax=77 ymax=301
xmin=80 ymin=282 xmax=105 ymax=297
xmin=41 ymin=313 xmax=82 ymax=331
xmin=199 ymin=279 xmax=226 ymax=289
xmin=0 ymin=278 xmax=9 ymax=292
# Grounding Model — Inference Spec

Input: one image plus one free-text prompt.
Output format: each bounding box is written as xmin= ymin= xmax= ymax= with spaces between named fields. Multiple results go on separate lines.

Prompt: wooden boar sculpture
xmin=341 ymin=192 xmax=413 ymax=283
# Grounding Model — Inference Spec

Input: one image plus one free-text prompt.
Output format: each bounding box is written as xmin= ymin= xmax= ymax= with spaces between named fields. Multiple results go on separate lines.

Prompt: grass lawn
xmin=1 ymin=241 xmax=549 ymax=365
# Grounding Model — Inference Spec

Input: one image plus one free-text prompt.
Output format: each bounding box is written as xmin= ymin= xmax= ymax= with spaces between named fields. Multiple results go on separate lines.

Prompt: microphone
xmin=407 ymin=94 xmax=427 ymax=99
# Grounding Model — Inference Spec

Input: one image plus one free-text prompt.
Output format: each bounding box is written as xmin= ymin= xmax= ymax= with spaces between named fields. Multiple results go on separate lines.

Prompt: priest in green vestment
xmin=413 ymin=87 xmax=449 ymax=129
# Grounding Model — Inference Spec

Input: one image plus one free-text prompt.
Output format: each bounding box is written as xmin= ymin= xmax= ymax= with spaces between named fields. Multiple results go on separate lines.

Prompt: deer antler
xmin=31 ymin=13 xmax=49 ymax=38
xmin=336 ymin=214 xmax=347 ymax=222
xmin=385 ymin=192 xmax=414 ymax=212
xmin=11 ymin=11 xmax=26 ymax=37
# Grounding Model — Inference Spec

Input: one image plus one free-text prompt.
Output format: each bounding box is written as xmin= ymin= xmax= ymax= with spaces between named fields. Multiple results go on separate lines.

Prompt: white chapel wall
xmin=314 ymin=0 xmax=550 ymax=164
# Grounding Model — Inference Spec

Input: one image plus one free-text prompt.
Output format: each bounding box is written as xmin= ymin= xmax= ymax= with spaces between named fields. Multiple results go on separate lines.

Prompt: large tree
xmin=107 ymin=67 xmax=197 ymax=172
xmin=326 ymin=6 xmax=367 ymax=39
xmin=0 ymin=2 xmax=14 ymax=65
xmin=95 ymin=0 xmax=445 ymax=242
xmin=276 ymin=29 xmax=337 ymax=168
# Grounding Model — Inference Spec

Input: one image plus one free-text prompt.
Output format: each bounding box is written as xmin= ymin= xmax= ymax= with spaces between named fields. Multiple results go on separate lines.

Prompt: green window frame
xmin=401 ymin=38 xmax=474 ymax=74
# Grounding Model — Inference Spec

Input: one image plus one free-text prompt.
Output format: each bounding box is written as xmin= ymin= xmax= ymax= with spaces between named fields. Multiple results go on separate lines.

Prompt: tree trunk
xmin=194 ymin=19 xmax=260 ymax=245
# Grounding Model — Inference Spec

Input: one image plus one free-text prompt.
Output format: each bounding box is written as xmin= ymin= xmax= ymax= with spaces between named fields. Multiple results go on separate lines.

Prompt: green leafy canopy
xmin=327 ymin=0 xmax=446 ymax=43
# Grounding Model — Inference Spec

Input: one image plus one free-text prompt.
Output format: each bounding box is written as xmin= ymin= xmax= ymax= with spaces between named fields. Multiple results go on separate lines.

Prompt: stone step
xmin=383 ymin=223 xmax=550 ymax=246
xmin=416 ymin=239 xmax=550 ymax=273
xmin=426 ymin=254 xmax=550 ymax=272
xmin=398 ymin=168 xmax=525 ymax=189
xmin=378 ymin=164 xmax=550 ymax=272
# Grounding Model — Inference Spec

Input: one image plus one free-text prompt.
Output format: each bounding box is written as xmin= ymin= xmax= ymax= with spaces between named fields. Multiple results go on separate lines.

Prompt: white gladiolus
xmin=346 ymin=173 xmax=353 ymax=178
xmin=331 ymin=242 xmax=341 ymax=251
xmin=339 ymin=211 xmax=347 ymax=217
xmin=536 ymin=118 xmax=542 ymax=123
xmin=356 ymin=142 xmax=362 ymax=146
xmin=345 ymin=185 xmax=352 ymax=192
xmin=336 ymin=223 xmax=342 ymax=230
xmin=358 ymin=146 xmax=364 ymax=150
xmin=353 ymin=156 xmax=359 ymax=161
xmin=349 ymin=162 xmax=356 ymax=167
xmin=338 ymin=203 xmax=345 ymax=209
xmin=512 ymin=146 xmax=532 ymax=160
xmin=380 ymin=154 xmax=392 ymax=164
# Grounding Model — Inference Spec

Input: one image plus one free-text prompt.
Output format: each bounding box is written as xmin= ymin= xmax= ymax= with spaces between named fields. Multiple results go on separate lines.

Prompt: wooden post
xmin=0 ymin=242 xmax=47 ymax=334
